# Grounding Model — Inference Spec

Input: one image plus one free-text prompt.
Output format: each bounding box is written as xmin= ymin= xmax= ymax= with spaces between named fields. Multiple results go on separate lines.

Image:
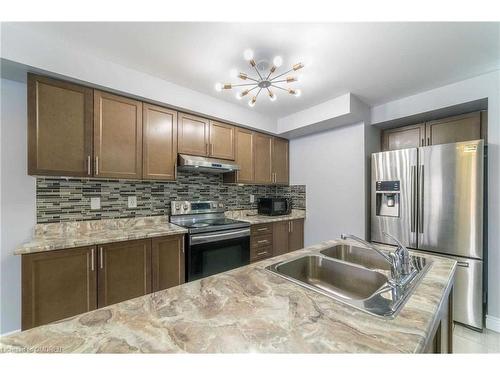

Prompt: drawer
xmin=251 ymin=234 xmax=273 ymax=248
xmin=251 ymin=245 xmax=273 ymax=262
xmin=251 ymin=223 xmax=273 ymax=236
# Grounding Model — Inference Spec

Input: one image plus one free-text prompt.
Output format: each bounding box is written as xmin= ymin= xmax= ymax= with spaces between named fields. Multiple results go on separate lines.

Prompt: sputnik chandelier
xmin=215 ymin=49 xmax=304 ymax=107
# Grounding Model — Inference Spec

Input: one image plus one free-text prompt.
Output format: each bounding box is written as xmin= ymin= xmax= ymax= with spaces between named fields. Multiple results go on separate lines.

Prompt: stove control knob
xmin=175 ymin=203 xmax=180 ymax=210
xmin=183 ymin=203 xmax=189 ymax=211
xmin=218 ymin=203 xmax=224 ymax=208
xmin=211 ymin=203 xmax=217 ymax=209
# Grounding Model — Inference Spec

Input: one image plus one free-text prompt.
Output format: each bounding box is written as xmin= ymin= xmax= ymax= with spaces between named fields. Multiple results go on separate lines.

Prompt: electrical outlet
xmin=90 ymin=197 xmax=100 ymax=210
xmin=249 ymin=194 xmax=255 ymax=203
xmin=128 ymin=196 xmax=137 ymax=208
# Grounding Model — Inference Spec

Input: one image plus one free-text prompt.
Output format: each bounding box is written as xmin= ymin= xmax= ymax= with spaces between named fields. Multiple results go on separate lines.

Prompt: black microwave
xmin=257 ymin=198 xmax=291 ymax=216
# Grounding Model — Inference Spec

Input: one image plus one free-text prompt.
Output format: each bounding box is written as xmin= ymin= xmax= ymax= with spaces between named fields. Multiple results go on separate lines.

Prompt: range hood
xmin=177 ymin=154 xmax=240 ymax=174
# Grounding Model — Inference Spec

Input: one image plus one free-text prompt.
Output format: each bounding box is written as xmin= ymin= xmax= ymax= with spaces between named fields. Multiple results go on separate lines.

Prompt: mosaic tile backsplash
xmin=36 ymin=171 xmax=306 ymax=223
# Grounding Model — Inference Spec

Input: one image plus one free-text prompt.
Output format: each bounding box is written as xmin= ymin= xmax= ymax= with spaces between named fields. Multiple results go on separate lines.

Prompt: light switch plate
xmin=249 ymin=194 xmax=255 ymax=203
xmin=90 ymin=197 xmax=100 ymax=210
xmin=128 ymin=196 xmax=137 ymax=208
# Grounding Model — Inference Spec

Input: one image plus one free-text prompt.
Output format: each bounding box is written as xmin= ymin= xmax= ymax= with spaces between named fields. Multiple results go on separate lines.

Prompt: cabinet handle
xmin=257 ymin=228 xmax=268 ymax=232
xmin=257 ymin=251 xmax=268 ymax=256
xmin=205 ymin=143 xmax=209 ymax=155
xmin=90 ymin=248 xmax=95 ymax=271
xmin=257 ymin=240 xmax=269 ymax=244
xmin=291 ymin=221 xmax=294 ymax=232
xmin=95 ymin=156 xmax=99 ymax=175
xmin=99 ymin=247 xmax=103 ymax=269
xmin=182 ymin=236 xmax=185 ymax=253
xmin=87 ymin=155 xmax=91 ymax=175
xmin=427 ymin=137 xmax=430 ymax=146
xmin=288 ymin=221 xmax=291 ymax=233
xmin=211 ymin=144 xmax=214 ymax=155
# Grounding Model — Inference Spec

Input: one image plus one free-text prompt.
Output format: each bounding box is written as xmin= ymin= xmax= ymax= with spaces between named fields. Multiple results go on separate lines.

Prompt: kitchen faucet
xmin=340 ymin=232 xmax=413 ymax=286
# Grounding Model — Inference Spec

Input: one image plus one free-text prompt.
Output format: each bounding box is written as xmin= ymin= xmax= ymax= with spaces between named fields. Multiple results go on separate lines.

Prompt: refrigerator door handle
xmin=418 ymin=165 xmax=424 ymax=234
xmin=410 ymin=166 xmax=416 ymax=233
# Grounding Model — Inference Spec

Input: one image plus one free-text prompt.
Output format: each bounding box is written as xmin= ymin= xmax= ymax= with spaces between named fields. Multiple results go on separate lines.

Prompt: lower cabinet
xmin=97 ymin=239 xmax=152 ymax=308
xmin=250 ymin=219 xmax=305 ymax=263
xmin=152 ymin=235 xmax=185 ymax=292
xmin=22 ymin=246 xmax=97 ymax=330
xmin=21 ymin=235 xmax=184 ymax=330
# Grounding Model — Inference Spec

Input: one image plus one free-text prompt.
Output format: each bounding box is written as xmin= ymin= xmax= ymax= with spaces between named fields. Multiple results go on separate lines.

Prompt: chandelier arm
xmin=255 ymin=88 xmax=263 ymax=101
xmin=271 ymin=79 xmax=290 ymax=84
xmin=270 ymin=84 xmax=289 ymax=92
xmin=251 ymin=64 xmax=264 ymax=80
xmin=269 ymin=68 xmax=294 ymax=81
xmin=245 ymin=76 xmax=260 ymax=83
xmin=232 ymin=83 xmax=259 ymax=87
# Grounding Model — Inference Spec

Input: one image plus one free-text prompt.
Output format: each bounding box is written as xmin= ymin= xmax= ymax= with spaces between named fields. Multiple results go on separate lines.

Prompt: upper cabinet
xmin=209 ymin=121 xmax=235 ymax=160
xmin=94 ymin=90 xmax=143 ymax=179
xmin=143 ymin=104 xmax=177 ymax=180
xmin=425 ymin=112 xmax=482 ymax=146
xmin=381 ymin=111 xmax=484 ymax=151
xmin=254 ymin=133 xmax=273 ymax=184
xmin=28 ymin=74 xmax=93 ymax=177
xmin=382 ymin=123 xmax=425 ymax=151
xmin=272 ymin=137 xmax=289 ymax=184
xmin=177 ymin=113 xmax=209 ymax=156
xmin=27 ymin=74 xmax=289 ymax=185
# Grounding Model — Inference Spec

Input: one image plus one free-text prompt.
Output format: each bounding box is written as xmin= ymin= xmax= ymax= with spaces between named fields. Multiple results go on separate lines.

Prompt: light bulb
xmin=243 ymin=49 xmax=254 ymax=61
xmin=230 ymin=68 xmax=238 ymax=79
xmin=269 ymin=93 xmax=277 ymax=102
xmin=248 ymin=97 xmax=256 ymax=107
xmin=295 ymin=89 xmax=302 ymax=97
xmin=236 ymin=92 xmax=242 ymax=100
xmin=214 ymin=82 xmax=222 ymax=92
xmin=273 ymin=56 xmax=283 ymax=67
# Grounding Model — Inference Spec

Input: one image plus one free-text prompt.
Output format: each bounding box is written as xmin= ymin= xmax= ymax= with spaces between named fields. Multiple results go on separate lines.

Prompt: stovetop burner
xmin=169 ymin=200 xmax=251 ymax=234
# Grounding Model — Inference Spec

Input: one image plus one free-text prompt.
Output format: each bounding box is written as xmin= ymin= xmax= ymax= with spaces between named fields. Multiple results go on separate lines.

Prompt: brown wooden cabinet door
xmin=272 ymin=137 xmax=289 ymax=184
xmin=425 ymin=112 xmax=481 ymax=146
xmin=28 ymin=74 xmax=93 ymax=177
xmin=381 ymin=123 xmax=425 ymax=151
xmin=273 ymin=221 xmax=289 ymax=256
xmin=235 ymin=128 xmax=254 ymax=183
xmin=22 ymin=246 xmax=97 ymax=330
xmin=177 ymin=113 xmax=209 ymax=156
xmin=254 ymin=133 xmax=273 ymax=184
xmin=94 ymin=90 xmax=143 ymax=179
xmin=97 ymin=239 xmax=151 ymax=308
xmin=143 ymin=104 xmax=177 ymax=180
xmin=289 ymin=219 xmax=304 ymax=252
xmin=209 ymin=121 xmax=235 ymax=160
xmin=152 ymin=235 xmax=185 ymax=292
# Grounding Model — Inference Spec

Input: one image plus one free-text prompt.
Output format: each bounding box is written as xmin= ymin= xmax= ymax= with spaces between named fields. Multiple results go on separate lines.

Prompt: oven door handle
xmin=190 ymin=228 xmax=250 ymax=245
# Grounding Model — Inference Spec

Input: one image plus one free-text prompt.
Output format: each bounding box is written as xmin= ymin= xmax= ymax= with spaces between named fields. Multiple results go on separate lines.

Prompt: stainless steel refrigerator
xmin=371 ymin=139 xmax=484 ymax=330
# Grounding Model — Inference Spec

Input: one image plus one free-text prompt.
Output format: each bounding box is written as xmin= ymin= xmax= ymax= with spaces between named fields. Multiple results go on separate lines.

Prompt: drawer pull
xmin=257 ymin=251 xmax=268 ymax=256
xmin=257 ymin=240 xmax=269 ymax=244
xmin=257 ymin=228 xmax=269 ymax=232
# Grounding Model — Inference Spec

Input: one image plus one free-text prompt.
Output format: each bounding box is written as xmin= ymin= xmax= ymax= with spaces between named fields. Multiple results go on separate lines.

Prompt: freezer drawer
xmin=452 ymin=257 xmax=483 ymax=330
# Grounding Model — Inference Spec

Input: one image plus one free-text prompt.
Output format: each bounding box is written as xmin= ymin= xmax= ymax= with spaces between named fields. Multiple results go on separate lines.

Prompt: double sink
xmin=266 ymin=243 xmax=430 ymax=318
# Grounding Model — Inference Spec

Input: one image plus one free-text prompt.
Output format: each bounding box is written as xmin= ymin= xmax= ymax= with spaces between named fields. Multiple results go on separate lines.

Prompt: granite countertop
xmin=225 ymin=209 xmax=306 ymax=224
xmin=1 ymin=239 xmax=456 ymax=353
xmin=14 ymin=216 xmax=187 ymax=255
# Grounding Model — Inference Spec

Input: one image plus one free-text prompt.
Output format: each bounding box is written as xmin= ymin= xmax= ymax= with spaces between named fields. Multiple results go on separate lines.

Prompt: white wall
xmin=0 ymin=78 xmax=36 ymax=334
xmin=0 ymin=24 xmax=276 ymax=134
xmin=371 ymin=70 xmax=500 ymax=331
xmin=290 ymin=122 xmax=366 ymax=246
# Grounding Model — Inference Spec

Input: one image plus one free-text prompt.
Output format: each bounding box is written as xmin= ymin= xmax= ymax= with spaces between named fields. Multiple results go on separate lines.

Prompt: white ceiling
xmin=13 ymin=22 xmax=500 ymax=119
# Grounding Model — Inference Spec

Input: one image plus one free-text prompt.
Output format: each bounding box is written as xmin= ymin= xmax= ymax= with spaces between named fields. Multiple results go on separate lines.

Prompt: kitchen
xmin=1 ymin=5 xmax=500 ymax=373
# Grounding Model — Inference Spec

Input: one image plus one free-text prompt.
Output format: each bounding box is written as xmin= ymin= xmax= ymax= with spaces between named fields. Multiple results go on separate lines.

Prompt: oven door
xmin=187 ymin=228 xmax=250 ymax=282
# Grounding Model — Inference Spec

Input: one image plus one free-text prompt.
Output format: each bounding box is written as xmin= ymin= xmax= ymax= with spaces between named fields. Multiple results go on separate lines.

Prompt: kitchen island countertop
xmin=1 ymin=239 xmax=455 ymax=353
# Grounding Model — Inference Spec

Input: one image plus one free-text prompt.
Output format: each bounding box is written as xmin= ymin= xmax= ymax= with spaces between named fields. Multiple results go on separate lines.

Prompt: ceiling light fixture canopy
xmin=215 ymin=49 xmax=304 ymax=107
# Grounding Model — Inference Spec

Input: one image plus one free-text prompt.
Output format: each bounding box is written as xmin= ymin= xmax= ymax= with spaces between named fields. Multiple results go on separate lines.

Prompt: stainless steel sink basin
xmin=266 ymin=249 xmax=430 ymax=318
xmin=273 ymin=255 xmax=388 ymax=300
xmin=320 ymin=244 xmax=391 ymax=271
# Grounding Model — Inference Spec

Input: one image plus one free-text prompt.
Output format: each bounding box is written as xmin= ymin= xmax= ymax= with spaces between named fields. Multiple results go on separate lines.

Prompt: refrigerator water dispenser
xmin=375 ymin=180 xmax=400 ymax=217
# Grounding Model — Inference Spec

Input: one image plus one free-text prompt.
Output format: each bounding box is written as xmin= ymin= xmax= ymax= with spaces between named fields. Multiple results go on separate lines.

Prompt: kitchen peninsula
xmin=0 ymin=240 xmax=455 ymax=353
